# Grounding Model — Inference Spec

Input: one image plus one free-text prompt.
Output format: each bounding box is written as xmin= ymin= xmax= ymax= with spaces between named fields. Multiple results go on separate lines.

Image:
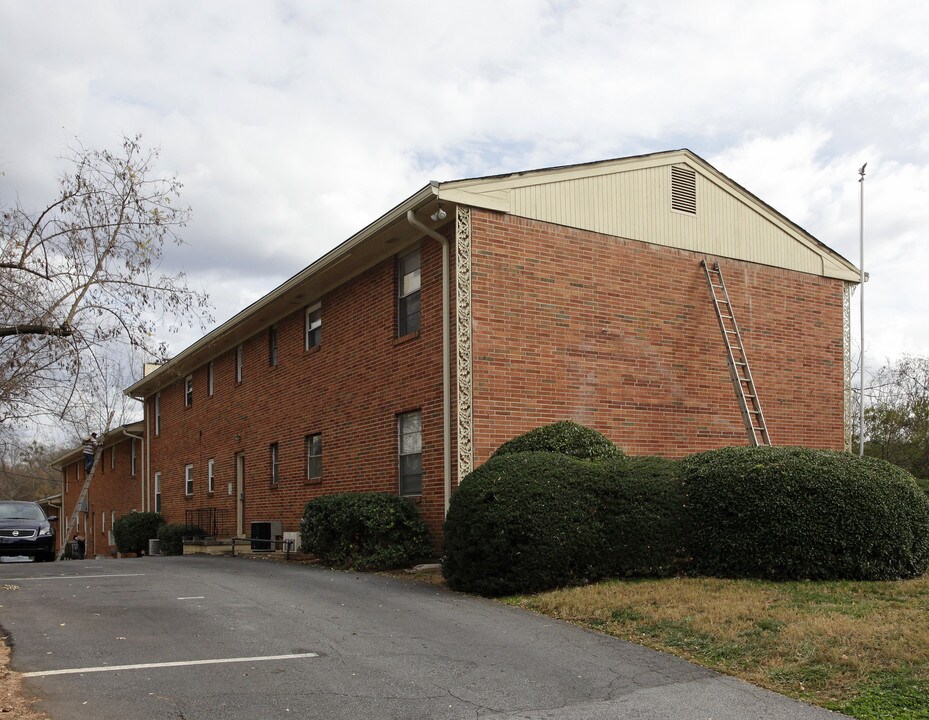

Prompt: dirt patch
xmin=0 ymin=639 xmax=49 ymax=719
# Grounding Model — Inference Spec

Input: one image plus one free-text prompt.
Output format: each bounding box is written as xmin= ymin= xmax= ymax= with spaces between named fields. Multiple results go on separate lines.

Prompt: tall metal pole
xmin=858 ymin=162 xmax=867 ymax=456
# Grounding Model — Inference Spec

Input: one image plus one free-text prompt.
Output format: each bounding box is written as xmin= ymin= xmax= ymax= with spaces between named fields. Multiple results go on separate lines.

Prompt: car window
xmin=0 ymin=503 xmax=45 ymax=521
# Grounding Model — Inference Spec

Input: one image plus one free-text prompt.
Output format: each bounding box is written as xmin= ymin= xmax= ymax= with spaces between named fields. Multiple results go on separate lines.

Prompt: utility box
xmin=250 ymin=520 xmax=282 ymax=552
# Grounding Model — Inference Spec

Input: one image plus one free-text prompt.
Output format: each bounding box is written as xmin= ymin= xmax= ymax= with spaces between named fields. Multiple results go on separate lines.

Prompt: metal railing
xmin=184 ymin=507 xmax=229 ymax=537
xmin=231 ymin=536 xmax=295 ymax=560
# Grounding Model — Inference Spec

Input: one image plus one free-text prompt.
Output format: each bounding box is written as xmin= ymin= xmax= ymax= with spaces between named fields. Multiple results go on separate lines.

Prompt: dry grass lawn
xmin=506 ymin=575 xmax=929 ymax=717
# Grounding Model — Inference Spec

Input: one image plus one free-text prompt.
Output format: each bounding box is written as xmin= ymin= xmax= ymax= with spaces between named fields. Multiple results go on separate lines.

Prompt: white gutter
xmin=405 ymin=209 xmax=452 ymax=515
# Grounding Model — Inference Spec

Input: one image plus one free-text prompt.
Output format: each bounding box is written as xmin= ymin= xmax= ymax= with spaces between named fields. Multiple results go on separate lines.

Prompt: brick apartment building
xmin=59 ymin=150 xmax=859 ymax=548
xmin=52 ymin=422 xmax=144 ymax=557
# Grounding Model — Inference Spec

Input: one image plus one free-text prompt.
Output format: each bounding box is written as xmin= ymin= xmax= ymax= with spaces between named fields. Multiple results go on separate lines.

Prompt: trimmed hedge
xmin=300 ymin=492 xmax=432 ymax=571
xmin=442 ymin=452 xmax=609 ymax=595
xmin=491 ymin=420 xmax=625 ymax=462
xmin=157 ymin=524 xmax=205 ymax=556
xmin=113 ymin=512 xmax=165 ymax=556
xmin=605 ymin=456 xmax=685 ymax=577
xmin=682 ymin=446 xmax=929 ymax=580
xmin=917 ymin=477 xmax=929 ymax=497
xmin=442 ymin=452 xmax=685 ymax=596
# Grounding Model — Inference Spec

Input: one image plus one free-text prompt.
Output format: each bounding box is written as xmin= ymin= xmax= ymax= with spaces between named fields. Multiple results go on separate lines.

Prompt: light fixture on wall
xmin=430 ymin=206 xmax=447 ymax=222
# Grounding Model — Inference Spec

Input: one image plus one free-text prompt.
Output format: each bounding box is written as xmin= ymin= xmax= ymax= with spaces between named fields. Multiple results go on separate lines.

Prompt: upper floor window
xmin=398 ymin=410 xmax=422 ymax=496
xmin=154 ymin=393 xmax=161 ymax=435
xmin=130 ymin=439 xmax=137 ymax=476
xmin=185 ymin=464 xmax=194 ymax=496
xmin=185 ymin=375 xmax=193 ymax=407
xmin=110 ymin=445 xmax=116 ymax=470
xmin=270 ymin=443 xmax=280 ymax=484
xmin=306 ymin=433 xmax=322 ymax=480
xmin=305 ymin=303 xmax=322 ymax=350
xmin=207 ymin=361 xmax=214 ymax=397
xmin=236 ymin=344 xmax=244 ymax=383
xmin=397 ymin=248 xmax=421 ymax=337
xmin=208 ymin=458 xmax=215 ymax=493
xmin=269 ymin=326 xmax=279 ymax=367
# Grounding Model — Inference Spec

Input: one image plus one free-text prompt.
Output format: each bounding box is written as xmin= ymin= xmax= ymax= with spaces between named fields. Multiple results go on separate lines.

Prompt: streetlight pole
xmin=858 ymin=162 xmax=867 ymax=456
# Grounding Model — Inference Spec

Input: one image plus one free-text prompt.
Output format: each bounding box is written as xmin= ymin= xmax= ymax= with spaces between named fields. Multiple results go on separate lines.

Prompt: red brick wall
xmin=147 ymin=235 xmax=453 ymax=544
xmin=469 ymin=210 xmax=846 ymax=463
xmin=61 ymin=436 xmax=143 ymax=556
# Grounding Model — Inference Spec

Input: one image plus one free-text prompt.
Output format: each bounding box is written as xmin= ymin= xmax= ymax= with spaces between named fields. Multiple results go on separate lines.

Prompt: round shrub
xmin=491 ymin=420 xmax=625 ymax=462
xmin=443 ymin=452 xmax=617 ymax=596
xmin=112 ymin=512 xmax=165 ymax=556
xmin=682 ymin=446 xmax=929 ymax=580
xmin=300 ymin=492 xmax=433 ymax=571
xmin=157 ymin=524 xmax=205 ymax=556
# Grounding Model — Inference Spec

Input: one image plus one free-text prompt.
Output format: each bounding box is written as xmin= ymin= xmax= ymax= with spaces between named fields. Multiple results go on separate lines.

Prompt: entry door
xmin=235 ymin=453 xmax=245 ymax=537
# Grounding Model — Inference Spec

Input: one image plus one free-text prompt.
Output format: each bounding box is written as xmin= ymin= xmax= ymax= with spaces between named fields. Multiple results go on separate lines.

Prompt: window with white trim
xmin=110 ymin=445 xmax=116 ymax=470
xmin=154 ymin=472 xmax=162 ymax=512
xmin=154 ymin=393 xmax=161 ymax=435
xmin=207 ymin=361 xmax=214 ymax=397
xmin=208 ymin=458 xmax=215 ymax=494
xmin=185 ymin=375 xmax=193 ymax=407
xmin=185 ymin=464 xmax=194 ymax=496
xmin=130 ymin=439 xmax=137 ymax=476
xmin=397 ymin=411 xmax=422 ymax=496
xmin=397 ymin=248 xmax=421 ymax=337
xmin=306 ymin=434 xmax=322 ymax=480
xmin=236 ymin=345 xmax=244 ymax=383
xmin=305 ymin=303 xmax=321 ymax=350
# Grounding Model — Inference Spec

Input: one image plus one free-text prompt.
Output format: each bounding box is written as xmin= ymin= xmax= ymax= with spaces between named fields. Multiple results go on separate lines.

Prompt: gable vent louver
xmin=671 ymin=165 xmax=697 ymax=214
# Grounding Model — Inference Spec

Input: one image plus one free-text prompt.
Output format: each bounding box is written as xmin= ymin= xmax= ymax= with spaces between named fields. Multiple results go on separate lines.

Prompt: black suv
xmin=0 ymin=501 xmax=57 ymax=562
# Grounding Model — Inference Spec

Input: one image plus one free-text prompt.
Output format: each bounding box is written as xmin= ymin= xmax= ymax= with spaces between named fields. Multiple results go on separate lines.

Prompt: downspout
xmin=123 ymin=426 xmax=145 ymax=512
xmin=406 ymin=209 xmax=452 ymax=515
xmin=144 ymin=401 xmax=150 ymax=511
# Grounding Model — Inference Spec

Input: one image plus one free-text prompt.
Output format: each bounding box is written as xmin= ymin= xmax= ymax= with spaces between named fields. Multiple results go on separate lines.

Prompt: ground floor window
xmin=185 ymin=464 xmax=194 ymax=495
xmin=398 ymin=410 xmax=422 ymax=496
xmin=154 ymin=472 xmax=162 ymax=512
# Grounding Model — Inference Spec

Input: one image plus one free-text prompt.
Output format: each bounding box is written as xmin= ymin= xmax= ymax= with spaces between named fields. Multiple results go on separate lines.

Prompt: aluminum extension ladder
xmin=56 ymin=446 xmax=102 ymax=560
xmin=701 ymin=259 xmax=771 ymax=446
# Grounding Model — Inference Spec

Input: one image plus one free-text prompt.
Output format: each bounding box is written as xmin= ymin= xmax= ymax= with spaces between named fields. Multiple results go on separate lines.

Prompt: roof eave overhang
xmin=125 ymin=184 xmax=439 ymax=399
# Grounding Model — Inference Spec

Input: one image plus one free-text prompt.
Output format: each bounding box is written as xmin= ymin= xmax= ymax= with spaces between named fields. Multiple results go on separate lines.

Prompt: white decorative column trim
xmin=455 ymin=206 xmax=474 ymax=479
xmin=843 ymin=282 xmax=853 ymax=452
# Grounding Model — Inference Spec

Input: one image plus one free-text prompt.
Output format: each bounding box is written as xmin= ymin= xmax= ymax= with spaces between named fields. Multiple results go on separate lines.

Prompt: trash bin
xmin=148 ymin=538 xmax=161 ymax=556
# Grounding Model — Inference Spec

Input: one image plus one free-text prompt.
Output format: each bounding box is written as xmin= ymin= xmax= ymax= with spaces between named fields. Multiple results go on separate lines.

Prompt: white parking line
xmin=23 ymin=652 xmax=319 ymax=677
xmin=177 ymin=596 xmax=205 ymax=600
xmin=0 ymin=573 xmax=146 ymax=582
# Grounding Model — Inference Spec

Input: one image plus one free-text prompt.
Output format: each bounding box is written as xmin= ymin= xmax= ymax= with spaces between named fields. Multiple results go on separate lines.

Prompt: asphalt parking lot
xmin=0 ymin=555 xmax=849 ymax=720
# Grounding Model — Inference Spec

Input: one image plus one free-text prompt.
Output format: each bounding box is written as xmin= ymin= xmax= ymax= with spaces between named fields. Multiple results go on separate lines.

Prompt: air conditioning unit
xmin=250 ymin=520 xmax=282 ymax=552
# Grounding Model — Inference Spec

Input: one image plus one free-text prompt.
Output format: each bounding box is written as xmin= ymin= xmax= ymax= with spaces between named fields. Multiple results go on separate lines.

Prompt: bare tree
xmin=0 ymin=135 xmax=212 ymax=427
xmin=864 ymin=355 xmax=929 ymax=479
xmin=0 ymin=439 xmax=64 ymax=501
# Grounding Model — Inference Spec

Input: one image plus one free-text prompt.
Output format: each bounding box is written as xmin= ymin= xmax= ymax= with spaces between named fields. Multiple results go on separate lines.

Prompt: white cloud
xmin=1 ymin=0 xmax=927 ymax=374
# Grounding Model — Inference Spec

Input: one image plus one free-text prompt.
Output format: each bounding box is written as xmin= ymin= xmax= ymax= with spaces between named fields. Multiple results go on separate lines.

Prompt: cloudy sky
xmin=1 ymin=0 xmax=927 ymax=376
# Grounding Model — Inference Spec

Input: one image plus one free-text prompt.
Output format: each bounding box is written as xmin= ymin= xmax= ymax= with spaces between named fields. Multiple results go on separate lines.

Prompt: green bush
xmin=916 ymin=476 xmax=929 ymax=497
xmin=113 ymin=512 xmax=165 ymax=556
xmin=442 ymin=452 xmax=684 ymax=596
xmin=157 ymin=524 xmax=205 ymax=556
xmin=603 ymin=456 xmax=686 ymax=577
xmin=300 ymin=492 xmax=432 ymax=571
xmin=491 ymin=420 xmax=625 ymax=462
xmin=443 ymin=452 xmax=615 ymax=595
xmin=681 ymin=446 xmax=929 ymax=580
